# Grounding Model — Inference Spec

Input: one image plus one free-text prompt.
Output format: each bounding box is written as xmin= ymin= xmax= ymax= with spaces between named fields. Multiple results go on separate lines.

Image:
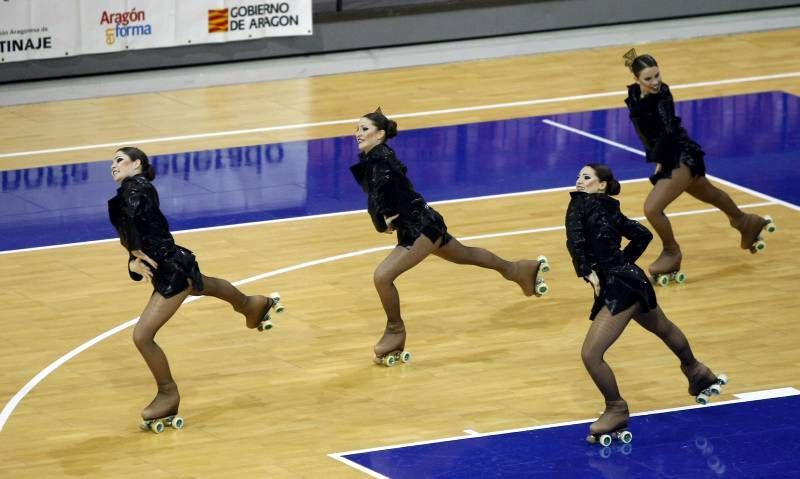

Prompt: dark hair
xmin=585 ymin=163 xmax=621 ymax=196
xmin=363 ymin=109 xmax=398 ymax=142
xmin=117 ymin=146 xmax=155 ymax=181
xmin=622 ymin=48 xmax=658 ymax=78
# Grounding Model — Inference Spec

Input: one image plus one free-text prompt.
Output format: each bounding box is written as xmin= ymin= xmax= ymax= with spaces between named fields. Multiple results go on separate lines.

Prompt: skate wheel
xmin=655 ymin=274 xmax=669 ymax=287
xmin=717 ymin=373 xmax=728 ymax=386
xmin=382 ymin=354 xmax=397 ymax=367
xmin=537 ymin=255 xmax=550 ymax=273
xmin=270 ymin=292 xmax=285 ymax=314
xmin=258 ymin=319 xmax=273 ymax=331
xmin=709 ymin=384 xmax=722 ymax=395
xmin=674 ymin=271 xmax=687 ymax=284
xmin=171 ymin=416 xmax=184 ymax=429
xmin=619 ymin=430 xmax=633 ymax=444
xmin=754 ymin=239 xmax=766 ymax=252
xmin=150 ymin=420 xmax=165 ymax=434
xmin=535 ymin=280 xmax=549 ymax=296
xmin=697 ymin=393 xmax=709 ymax=405
xmin=599 ymin=434 xmax=612 ymax=447
xmin=400 ymin=351 xmax=412 ymax=363
xmin=765 ymin=216 xmax=776 ymax=233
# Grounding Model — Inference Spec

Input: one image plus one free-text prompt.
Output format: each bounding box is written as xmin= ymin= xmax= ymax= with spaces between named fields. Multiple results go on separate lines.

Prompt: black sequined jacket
xmin=565 ymin=192 xmax=652 ymax=278
xmin=108 ymin=174 xmax=178 ymax=281
xmin=350 ymin=143 xmax=426 ymax=233
xmin=625 ymin=82 xmax=703 ymax=166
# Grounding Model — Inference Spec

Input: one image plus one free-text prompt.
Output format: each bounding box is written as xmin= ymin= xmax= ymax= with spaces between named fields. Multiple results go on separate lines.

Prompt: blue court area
xmin=1 ymin=91 xmax=798 ymax=252
xmin=335 ymin=394 xmax=800 ymax=478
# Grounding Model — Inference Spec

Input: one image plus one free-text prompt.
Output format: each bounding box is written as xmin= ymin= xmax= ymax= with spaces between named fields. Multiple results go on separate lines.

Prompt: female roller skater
xmin=566 ymin=163 xmax=727 ymax=446
xmin=108 ymin=147 xmax=283 ymax=432
xmin=623 ymin=48 xmax=775 ymax=285
xmin=351 ymin=109 xmax=549 ymax=366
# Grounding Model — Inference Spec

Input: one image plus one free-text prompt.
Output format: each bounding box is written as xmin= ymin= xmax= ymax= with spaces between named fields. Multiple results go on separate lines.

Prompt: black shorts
xmin=649 ymin=147 xmax=707 ymax=185
xmin=151 ymin=245 xmax=204 ymax=298
xmin=589 ymin=263 xmax=657 ymax=321
xmin=395 ymin=204 xmax=453 ymax=249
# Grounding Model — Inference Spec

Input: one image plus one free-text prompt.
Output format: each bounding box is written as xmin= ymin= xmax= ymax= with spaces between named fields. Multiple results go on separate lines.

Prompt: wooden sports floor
xmin=1 ymin=27 xmax=798 ymax=478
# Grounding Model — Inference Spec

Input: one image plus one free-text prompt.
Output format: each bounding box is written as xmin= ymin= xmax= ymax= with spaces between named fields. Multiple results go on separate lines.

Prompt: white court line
xmin=0 ymin=175 xmax=783 ymax=256
xmin=1 ymin=71 xmax=798 ymax=160
xmin=328 ymin=388 xmax=800 ymax=466
xmin=0 ymin=198 xmax=780 ymax=432
xmin=542 ymin=119 xmax=800 ymax=211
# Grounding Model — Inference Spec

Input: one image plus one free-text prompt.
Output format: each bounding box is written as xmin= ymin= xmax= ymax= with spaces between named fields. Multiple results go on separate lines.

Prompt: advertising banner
xmin=0 ymin=0 xmax=312 ymax=63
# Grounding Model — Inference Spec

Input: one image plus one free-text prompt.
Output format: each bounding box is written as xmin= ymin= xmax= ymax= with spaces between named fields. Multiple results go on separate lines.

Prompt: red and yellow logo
xmin=208 ymin=9 xmax=229 ymax=33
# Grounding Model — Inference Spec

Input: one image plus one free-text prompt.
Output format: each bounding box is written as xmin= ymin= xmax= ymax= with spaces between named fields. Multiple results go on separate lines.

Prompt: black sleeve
xmin=127 ymin=253 xmax=143 ymax=282
xmin=565 ymin=195 xmax=593 ymax=277
xmin=619 ymin=213 xmax=653 ymax=263
xmin=651 ymin=89 xmax=682 ymax=163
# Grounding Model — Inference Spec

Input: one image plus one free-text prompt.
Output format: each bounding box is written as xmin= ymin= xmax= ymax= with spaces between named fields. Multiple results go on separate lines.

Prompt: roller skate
xmin=731 ymin=214 xmax=776 ymax=254
xmin=140 ymin=382 xmax=184 ymax=434
xmin=512 ymin=256 xmax=550 ymax=297
xmin=242 ymin=292 xmax=284 ymax=331
xmin=373 ymin=319 xmax=411 ymax=367
xmin=648 ymin=247 xmax=686 ymax=287
xmin=682 ymin=362 xmax=728 ymax=405
xmin=586 ymin=399 xmax=633 ymax=447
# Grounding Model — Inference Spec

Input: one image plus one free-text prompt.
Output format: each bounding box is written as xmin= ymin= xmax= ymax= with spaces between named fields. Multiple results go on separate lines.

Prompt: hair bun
xmin=385 ymin=120 xmax=398 ymax=139
xmin=622 ymin=48 xmax=637 ymax=69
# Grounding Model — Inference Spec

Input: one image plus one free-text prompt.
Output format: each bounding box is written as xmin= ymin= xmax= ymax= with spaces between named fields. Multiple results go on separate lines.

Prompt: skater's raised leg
xmin=192 ymin=275 xmax=277 ymax=329
xmin=434 ymin=237 xmax=545 ymax=296
xmin=730 ymin=213 xmax=770 ymax=251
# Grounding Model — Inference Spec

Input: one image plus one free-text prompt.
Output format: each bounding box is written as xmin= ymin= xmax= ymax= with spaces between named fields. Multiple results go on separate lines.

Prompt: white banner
xmin=0 ymin=0 xmax=312 ymax=63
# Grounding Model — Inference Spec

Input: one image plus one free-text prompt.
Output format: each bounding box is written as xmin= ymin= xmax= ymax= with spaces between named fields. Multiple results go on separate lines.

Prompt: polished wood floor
xmin=1 ymin=28 xmax=798 ymax=478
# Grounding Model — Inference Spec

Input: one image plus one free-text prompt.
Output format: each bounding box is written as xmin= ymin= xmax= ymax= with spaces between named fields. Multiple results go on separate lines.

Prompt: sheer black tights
xmin=581 ymin=304 xmax=697 ymax=402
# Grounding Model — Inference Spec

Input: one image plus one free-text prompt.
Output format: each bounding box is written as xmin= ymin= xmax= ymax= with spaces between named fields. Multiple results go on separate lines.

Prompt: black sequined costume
xmin=625 ymin=82 xmax=706 ymax=185
xmin=565 ymin=192 xmax=657 ymax=320
xmin=108 ymin=174 xmax=203 ymax=298
xmin=350 ymin=143 xmax=452 ymax=248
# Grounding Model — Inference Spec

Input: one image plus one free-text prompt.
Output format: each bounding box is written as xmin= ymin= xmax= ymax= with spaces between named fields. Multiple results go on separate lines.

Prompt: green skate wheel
xmin=150 ymin=420 xmax=165 ymax=434
xmin=536 ymin=280 xmax=549 ymax=296
xmin=619 ymin=430 xmax=633 ymax=444
xmin=765 ymin=216 xmax=776 ymax=233
xmin=697 ymin=393 xmax=709 ymax=405
xmin=656 ymin=274 xmax=669 ymax=287
xmin=400 ymin=351 xmax=412 ymax=363
xmin=171 ymin=416 xmax=184 ymax=429
xmin=599 ymin=434 xmax=612 ymax=447
xmin=674 ymin=271 xmax=687 ymax=283
xmin=717 ymin=374 xmax=728 ymax=385
xmin=383 ymin=354 xmax=397 ymax=367
xmin=537 ymin=255 xmax=550 ymax=273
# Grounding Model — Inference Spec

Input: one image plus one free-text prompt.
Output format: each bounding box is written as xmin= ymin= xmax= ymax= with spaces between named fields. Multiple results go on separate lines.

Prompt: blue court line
xmin=332 ymin=392 xmax=800 ymax=478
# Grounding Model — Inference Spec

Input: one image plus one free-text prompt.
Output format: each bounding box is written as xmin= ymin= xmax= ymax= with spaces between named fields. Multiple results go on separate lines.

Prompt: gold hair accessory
xmin=622 ymin=48 xmax=637 ymax=68
xmin=375 ymin=106 xmax=383 ymax=114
